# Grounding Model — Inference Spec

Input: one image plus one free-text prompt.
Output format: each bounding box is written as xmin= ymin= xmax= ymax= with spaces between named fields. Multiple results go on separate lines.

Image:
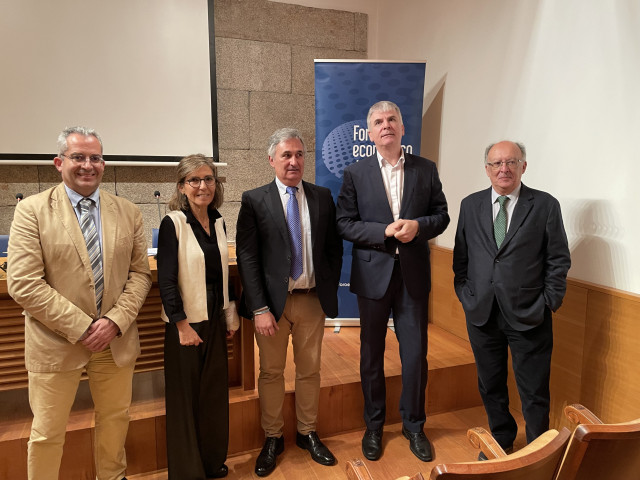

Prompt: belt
xmin=290 ymin=287 xmax=316 ymax=294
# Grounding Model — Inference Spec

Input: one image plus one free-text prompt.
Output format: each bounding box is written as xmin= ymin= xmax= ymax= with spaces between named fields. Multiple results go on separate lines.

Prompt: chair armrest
xmin=564 ymin=403 xmax=604 ymax=425
xmin=467 ymin=427 xmax=508 ymax=459
xmin=346 ymin=459 xmax=374 ymax=480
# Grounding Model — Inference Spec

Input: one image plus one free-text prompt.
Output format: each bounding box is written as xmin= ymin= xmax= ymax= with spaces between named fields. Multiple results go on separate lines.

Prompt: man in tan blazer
xmin=7 ymin=126 xmax=152 ymax=480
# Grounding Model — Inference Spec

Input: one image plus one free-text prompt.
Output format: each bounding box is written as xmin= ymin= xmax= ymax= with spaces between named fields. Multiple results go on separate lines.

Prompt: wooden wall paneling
xmin=427 ymin=363 xmax=482 ymax=416
xmin=125 ymin=417 xmax=158 ymax=475
xmin=429 ymin=246 xmax=469 ymax=341
xmin=59 ymin=427 xmax=95 ymax=479
xmin=155 ymin=415 xmax=167 ymax=470
xmin=580 ymin=290 xmax=640 ymax=423
xmin=341 ymin=381 xmax=366 ymax=432
xmin=548 ymin=283 xmax=588 ymax=430
xmin=317 ymin=384 xmax=344 ymax=437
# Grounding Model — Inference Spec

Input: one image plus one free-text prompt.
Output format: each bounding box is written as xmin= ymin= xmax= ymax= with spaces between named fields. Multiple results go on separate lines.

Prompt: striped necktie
xmin=286 ymin=186 xmax=303 ymax=280
xmin=79 ymin=198 xmax=104 ymax=314
xmin=494 ymin=195 xmax=508 ymax=248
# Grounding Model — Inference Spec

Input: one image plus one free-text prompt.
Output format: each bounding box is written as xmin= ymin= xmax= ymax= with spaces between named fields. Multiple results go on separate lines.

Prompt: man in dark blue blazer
xmin=236 ymin=128 xmax=342 ymax=477
xmin=453 ymin=141 xmax=571 ymax=457
xmin=336 ymin=101 xmax=449 ymax=462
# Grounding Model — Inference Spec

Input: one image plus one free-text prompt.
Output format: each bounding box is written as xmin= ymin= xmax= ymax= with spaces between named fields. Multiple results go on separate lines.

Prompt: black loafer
xmin=361 ymin=428 xmax=383 ymax=461
xmin=255 ymin=436 xmax=284 ymax=477
xmin=208 ymin=463 xmax=228 ymax=478
xmin=296 ymin=431 xmax=336 ymax=466
xmin=402 ymin=426 xmax=433 ymax=462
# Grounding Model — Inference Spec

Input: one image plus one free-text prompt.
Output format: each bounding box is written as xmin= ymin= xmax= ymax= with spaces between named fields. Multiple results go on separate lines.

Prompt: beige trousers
xmin=27 ymin=348 xmax=134 ymax=480
xmin=255 ymin=291 xmax=325 ymax=437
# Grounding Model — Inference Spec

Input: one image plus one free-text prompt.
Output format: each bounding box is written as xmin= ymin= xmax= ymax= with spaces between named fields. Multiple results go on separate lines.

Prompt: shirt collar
xmin=275 ymin=177 xmax=303 ymax=195
xmin=377 ymin=150 xmax=405 ymax=169
xmin=65 ymin=184 xmax=100 ymax=208
xmin=491 ymin=183 xmax=522 ymax=203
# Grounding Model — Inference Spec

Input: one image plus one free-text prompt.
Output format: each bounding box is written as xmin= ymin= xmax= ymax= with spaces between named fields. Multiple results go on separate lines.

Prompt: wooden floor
xmin=231 ymin=323 xmax=477 ymax=401
xmin=130 ymin=405 xmax=526 ymax=480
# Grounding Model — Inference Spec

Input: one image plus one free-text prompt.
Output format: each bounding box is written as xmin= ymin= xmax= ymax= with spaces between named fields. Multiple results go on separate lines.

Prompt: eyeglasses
xmin=62 ymin=154 xmax=104 ymax=165
xmin=184 ymin=176 xmax=216 ymax=188
xmin=485 ymin=159 xmax=522 ymax=170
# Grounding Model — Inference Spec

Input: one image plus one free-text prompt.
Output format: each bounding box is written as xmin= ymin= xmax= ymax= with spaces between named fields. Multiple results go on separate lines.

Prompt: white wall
xmin=372 ymin=0 xmax=640 ymax=294
xmin=280 ymin=0 xmax=640 ymax=294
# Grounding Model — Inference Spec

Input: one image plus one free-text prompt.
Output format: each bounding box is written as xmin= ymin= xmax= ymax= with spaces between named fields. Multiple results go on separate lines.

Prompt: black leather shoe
xmin=402 ymin=426 xmax=433 ymax=462
xmin=209 ymin=463 xmax=228 ymax=478
xmin=361 ymin=428 xmax=383 ymax=461
xmin=255 ymin=436 xmax=284 ymax=477
xmin=296 ymin=431 xmax=336 ymax=466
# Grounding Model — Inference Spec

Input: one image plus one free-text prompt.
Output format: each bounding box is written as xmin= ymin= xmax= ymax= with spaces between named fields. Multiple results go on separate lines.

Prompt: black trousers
xmin=164 ymin=287 xmax=229 ymax=480
xmin=467 ymin=299 xmax=553 ymax=448
xmin=357 ymin=259 xmax=429 ymax=432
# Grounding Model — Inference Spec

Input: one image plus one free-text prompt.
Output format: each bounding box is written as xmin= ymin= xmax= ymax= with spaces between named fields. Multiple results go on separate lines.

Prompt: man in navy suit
xmin=336 ymin=101 xmax=449 ymax=462
xmin=236 ymin=128 xmax=342 ymax=477
xmin=453 ymin=141 xmax=571 ymax=457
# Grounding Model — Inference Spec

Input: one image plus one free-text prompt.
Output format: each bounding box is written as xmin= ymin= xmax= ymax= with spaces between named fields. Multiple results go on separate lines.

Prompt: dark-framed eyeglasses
xmin=61 ymin=154 xmax=104 ymax=165
xmin=184 ymin=176 xmax=216 ymax=188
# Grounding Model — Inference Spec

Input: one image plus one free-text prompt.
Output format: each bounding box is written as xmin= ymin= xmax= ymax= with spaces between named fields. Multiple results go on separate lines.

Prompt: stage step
xmin=0 ymin=325 xmax=483 ymax=479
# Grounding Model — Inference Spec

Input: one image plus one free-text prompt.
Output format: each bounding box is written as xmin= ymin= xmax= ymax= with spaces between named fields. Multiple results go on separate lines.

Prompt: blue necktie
xmin=286 ymin=186 xmax=303 ymax=280
xmin=79 ymin=198 xmax=104 ymax=314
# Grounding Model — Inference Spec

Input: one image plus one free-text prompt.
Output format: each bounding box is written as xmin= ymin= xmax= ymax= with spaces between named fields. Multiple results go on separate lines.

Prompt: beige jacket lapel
xmin=51 ymin=183 xmax=93 ymax=280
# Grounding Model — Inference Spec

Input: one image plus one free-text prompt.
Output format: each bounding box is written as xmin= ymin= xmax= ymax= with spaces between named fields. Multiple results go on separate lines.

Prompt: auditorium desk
xmin=0 ymin=253 xmax=255 ymax=392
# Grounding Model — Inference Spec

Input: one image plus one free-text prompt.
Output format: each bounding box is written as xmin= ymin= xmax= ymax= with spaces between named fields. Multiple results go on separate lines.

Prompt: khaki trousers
xmin=28 ymin=348 xmax=134 ymax=480
xmin=255 ymin=291 xmax=325 ymax=437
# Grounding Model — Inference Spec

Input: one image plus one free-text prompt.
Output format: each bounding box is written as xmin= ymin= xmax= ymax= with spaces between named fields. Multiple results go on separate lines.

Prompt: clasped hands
xmin=80 ymin=317 xmax=120 ymax=352
xmin=385 ymin=219 xmax=419 ymax=243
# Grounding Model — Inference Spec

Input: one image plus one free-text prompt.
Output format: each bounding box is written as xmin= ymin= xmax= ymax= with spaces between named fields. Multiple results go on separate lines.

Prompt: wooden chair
xmin=555 ymin=403 xmax=640 ymax=479
xmin=429 ymin=426 xmax=572 ymax=479
xmin=430 ymin=403 xmax=640 ymax=479
xmin=346 ymin=458 xmax=425 ymax=480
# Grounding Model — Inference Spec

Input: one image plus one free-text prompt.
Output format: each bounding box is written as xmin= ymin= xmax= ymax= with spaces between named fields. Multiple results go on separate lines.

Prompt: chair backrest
xmin=0 ymin=235 xmax=8 ymax=256
xmin=152 ymin=228 xmax=159 ymax=248
xmin=429 ymin=428 xmax=572 ymax=480
xmin=554 ymin=418 xmax=640 ymax=480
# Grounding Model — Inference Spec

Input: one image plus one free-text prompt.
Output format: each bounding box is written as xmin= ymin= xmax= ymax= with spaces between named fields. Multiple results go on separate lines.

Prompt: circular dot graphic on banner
xmin=322 ymin=119 xmax=370 ymax=179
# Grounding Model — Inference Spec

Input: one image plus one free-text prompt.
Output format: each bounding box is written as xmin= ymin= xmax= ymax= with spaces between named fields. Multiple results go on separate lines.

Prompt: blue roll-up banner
xmin=314 ymin=60 xmax=426 ymax=324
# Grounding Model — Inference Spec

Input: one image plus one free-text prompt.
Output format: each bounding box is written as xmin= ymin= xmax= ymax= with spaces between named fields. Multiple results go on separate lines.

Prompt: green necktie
xmin=494 ymin=195 xmax=508 ymax=248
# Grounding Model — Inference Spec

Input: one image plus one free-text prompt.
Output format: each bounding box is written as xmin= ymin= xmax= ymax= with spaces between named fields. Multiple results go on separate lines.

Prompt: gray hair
xmin=267 ymin=128 xmax=306 ymax=158
xmin=168 ymin=154 xmax=223 ymax=211
xmin=366 ymin=100 xmax=404 ymax=130
xmin=57 ymin=126 xmax=103 ymax=156
xmin=484 ymin=141 xmax=527 ymax=164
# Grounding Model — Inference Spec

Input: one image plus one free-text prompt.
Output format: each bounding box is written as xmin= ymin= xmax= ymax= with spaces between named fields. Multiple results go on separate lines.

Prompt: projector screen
xmin=0 ymin=0 xmax=217 ymax=161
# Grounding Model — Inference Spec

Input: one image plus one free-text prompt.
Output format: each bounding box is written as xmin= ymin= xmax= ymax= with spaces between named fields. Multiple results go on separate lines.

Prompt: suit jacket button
xmin=284 ymin=277 xmax=288 ymax=284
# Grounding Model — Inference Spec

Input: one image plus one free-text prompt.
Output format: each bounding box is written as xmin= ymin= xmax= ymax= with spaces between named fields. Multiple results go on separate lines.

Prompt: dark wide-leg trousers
xmin=164 ymin=288 xmax=229 ymax=480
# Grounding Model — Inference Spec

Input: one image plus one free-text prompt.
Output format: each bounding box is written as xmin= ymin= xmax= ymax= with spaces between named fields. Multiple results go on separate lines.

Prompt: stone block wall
xmin=0 ymin=0 xmax=367 ymax=243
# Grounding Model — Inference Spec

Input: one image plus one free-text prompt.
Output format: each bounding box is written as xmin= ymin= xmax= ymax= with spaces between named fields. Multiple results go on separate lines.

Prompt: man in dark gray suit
xmin=236 ymin=128 xmax=342 ymax=477
xmin=453 ymin=141 xmax=571 ymax=457
xmin=336 ymin=101 xmax=449 ymax=462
